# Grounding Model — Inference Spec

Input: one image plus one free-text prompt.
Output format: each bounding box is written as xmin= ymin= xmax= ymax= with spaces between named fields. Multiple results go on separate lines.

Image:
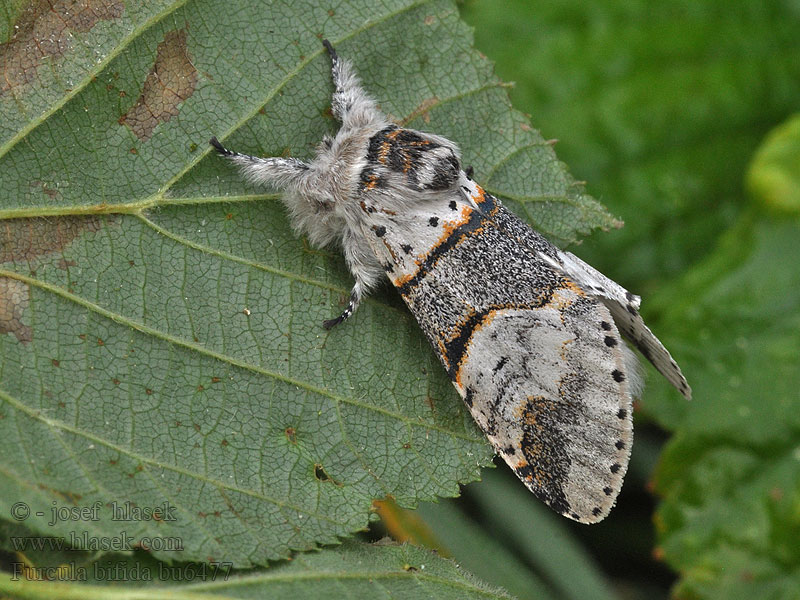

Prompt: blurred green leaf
xmin=0 ymin=539 xmax=515 ymax=599
xmin=469 ymin=469 xmax=617 ymax=600
xmin=417 ymin=469 xmax=617 ymax=600
xmin=461 ymin=1 xmax=800 ymax=599
xmin=747 ymin=114 xmax=800 ymax=213
xmin=417 ymin=499 xmax=556 ymax=600
xmin=461 ymin=0 xmax=800 ymax=288
xmin=647 ymin=216 xmax=800 ymax=599
xmin=0 ymin=0 xmax=610 ymax=568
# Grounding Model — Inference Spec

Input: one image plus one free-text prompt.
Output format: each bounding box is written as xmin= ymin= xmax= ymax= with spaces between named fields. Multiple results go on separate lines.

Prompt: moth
xmin=210 ymin=40 xmax=691 ymax=522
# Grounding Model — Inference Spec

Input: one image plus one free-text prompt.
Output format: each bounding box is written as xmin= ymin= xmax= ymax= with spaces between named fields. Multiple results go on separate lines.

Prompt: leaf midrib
xmin=0 ymin=268 xmax=482 ymax=443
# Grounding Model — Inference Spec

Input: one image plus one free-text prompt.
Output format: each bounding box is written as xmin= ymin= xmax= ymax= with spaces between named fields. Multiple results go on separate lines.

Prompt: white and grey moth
xmin=210 ymin=40 xmax=691 ymax=523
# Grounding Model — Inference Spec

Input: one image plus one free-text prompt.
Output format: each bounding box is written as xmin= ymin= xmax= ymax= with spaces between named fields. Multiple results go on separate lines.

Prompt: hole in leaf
xmin=314 ymin=464 xmax=342 ymax=486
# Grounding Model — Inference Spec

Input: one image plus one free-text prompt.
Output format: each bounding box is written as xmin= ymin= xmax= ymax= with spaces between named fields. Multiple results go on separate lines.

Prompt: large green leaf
xmin=0 ymin=0 xmax=612 ymax=567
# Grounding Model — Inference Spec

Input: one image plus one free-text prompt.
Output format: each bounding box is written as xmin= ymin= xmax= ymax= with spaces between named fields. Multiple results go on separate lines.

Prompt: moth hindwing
xmin=210 ymin=40 xmax=691 ymax=523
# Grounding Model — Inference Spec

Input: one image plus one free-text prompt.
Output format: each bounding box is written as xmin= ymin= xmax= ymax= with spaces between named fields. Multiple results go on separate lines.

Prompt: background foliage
xmin=456 ymin=1 xmax=800 ymax=598
xmin=1 ymin=0 xmax=799 ymax=598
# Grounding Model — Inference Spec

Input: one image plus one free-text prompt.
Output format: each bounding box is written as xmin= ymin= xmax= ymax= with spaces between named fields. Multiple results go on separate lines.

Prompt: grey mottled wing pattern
xmin=358 ymin=172 xmax=636 ymax=522
xmin=489 ymin=203 xmax=691 ymax=400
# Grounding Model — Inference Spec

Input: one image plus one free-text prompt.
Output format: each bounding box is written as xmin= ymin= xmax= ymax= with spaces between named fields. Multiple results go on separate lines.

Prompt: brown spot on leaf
xmin=29 ymin=180 xmax=60 ymax=199
xmin=0 ymin=216 xmax=103 ymax=264
xmin=0 ymin=277 xmax=33 ymax=343
xmin=284 ymin=427 xmax=297 ymax=444
xmin=120 ymin=29 xmax=198 ymax=141
xmin=0 ymin=0 xmax=124 ymax=95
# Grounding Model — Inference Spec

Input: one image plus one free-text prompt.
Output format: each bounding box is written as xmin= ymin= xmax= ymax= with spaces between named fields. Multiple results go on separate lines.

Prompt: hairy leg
xmin=323 ymin=229 xmax=384 ymax=329
xmin=322 ymin=40 xmax=382 ymax=130
xmin=209 ymin=137 xmax=311 ymax=189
